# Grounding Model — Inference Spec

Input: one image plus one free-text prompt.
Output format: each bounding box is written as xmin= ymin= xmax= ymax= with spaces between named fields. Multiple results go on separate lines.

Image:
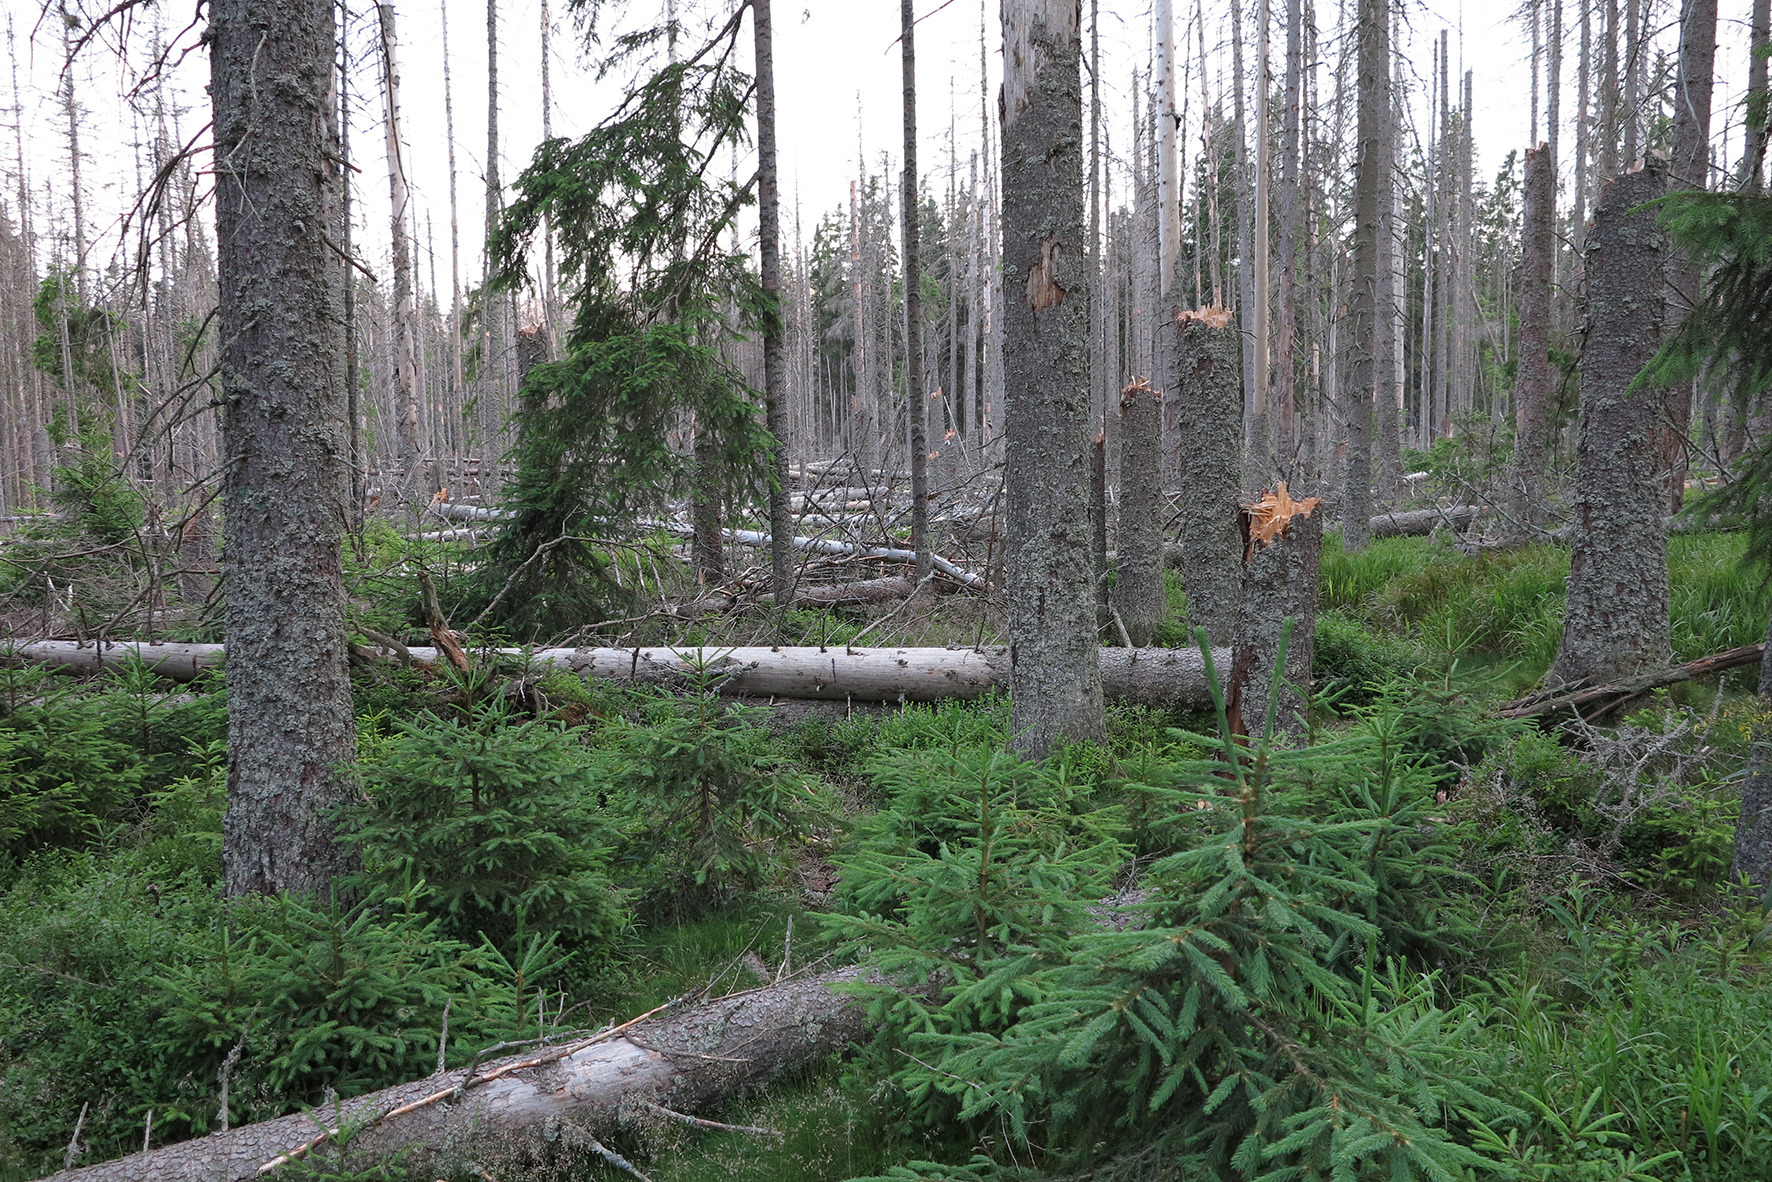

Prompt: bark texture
xmin=43 ymin=969 xmax=867 ymax=1182
xmin=1000 ymin=0 xmax=1105 ymax=753
xmin=1663 ymin=0 xmax=1719 ymax=512
xmin=1225 ymin=501 xmax=1321 ymax=740
xmin=1115 ymin=379 xmax=1166 ymax=646
xmin=1170 ymin=309 xmax=1244 ymax=645
xmin=1507 ymin=142 xmax=1556 ymax=540
xmin=211 ymin=0 xmax=359 ymax=896
xmin=1731 ymin=616 xmax=1772 ymax=887
xmin=1551 ymin=160 xmax=1672 ymax=687
xmin=902 ymin=0 xmax=932 ymax=582
xmin=1340 ymin=0 xmax=1386 ymax=554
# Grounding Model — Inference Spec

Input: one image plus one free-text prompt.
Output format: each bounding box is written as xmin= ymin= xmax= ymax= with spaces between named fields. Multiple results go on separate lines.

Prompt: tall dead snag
xmin=1663 ymin=0 xmax=1719 ymax=513
xmin=754 ymin=0 xmax=792 ymax=604
xmin=211 ymin=0 xmax=358 ymax=895
xmin=378 ymin=1 xmax=424 ymax=490
xmin=1506 ymin=142 xmax=1556 ymax=540
xmin=1732 ymin=622 xmax=1772 ymax=886
xmin=1115 ymin=378 xmax=1166 ymax=645
xmin=901 ymin=0 xmax=932 ymax=581
xmin=1171 ymin=308 xmax=1244 ymax=646
xmin=1550 ymin=159 xmax=1671 ymax=688
xmin=1341 ymin=0 xmax=1387 ymax=554
xmin=1001 ymin=0 xmax=1105 ymax=754
xmin=1226 ymin=484 xmax=1321 ymax=739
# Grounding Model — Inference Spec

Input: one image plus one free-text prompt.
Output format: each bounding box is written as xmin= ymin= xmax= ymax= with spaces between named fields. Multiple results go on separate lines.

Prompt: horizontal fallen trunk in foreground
xmin=47 ymin=968 xmax=866 ymax=1182
xmin=1499 ymin=642 xmax=1767 ymax=722
xmin=5 ymin=641 xmax=1223 ymax=708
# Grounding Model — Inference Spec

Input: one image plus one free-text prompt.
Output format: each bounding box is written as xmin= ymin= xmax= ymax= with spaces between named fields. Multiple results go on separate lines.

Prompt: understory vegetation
xmin=4 ymin=530 xmax=1772 ymax=1182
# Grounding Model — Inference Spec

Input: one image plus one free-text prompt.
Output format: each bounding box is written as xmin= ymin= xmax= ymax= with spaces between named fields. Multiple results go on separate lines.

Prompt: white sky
xmin=0 ymin=0 xmax=1759 ymax=299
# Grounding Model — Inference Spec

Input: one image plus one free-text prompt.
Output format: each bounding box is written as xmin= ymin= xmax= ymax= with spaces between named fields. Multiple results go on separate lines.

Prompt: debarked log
xmin=44 ymin=968 xmax=867 ymax=1182
xmin=4 ymin=641 xmax=1224 ymax=709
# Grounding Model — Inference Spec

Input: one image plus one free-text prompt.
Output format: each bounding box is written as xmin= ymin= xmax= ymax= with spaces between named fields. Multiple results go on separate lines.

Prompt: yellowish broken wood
xmin=1245 ymin=482 xmax=1323 ymax=549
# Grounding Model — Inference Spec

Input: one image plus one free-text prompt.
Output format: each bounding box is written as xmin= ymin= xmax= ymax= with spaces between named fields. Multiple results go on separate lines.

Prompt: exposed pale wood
xmin=4 ymin=640 xmax=1223 ymax=709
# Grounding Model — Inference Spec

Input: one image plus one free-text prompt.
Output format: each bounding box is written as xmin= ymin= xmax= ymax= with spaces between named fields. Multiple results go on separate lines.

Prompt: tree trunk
xmin=1274 ymin=0 xmax=1302 ymax=467
xmin=753 ymin=0 xmax=793 ymax=605
xmin=1740 ymin=0 xmax=1769 ymax=189
xmin=211 ymin=0 xmax=358 ymax=896
xmin=1116 ymin=379 xmax=1166 ymax=645
xmin=901 ymin=0 xmax=932 ymax=582
xmin=44 ymin=969 xmax=869 ymax=1182
xmin=1732 ymin=617 xmax=1772 ymax=887
xmin=1171 ymin=309 xmax=1245 ymax=646
xmin=5 ymin=640 xmax=1227 ymax=710
xmin=1507 ymin=142 xmax=1556 ymax=540
xmin=378 ymin=2 xmax=424 ymax=490
xmin=1341 ymin=0 xmax=1385 ymax=554
xmin=1664 ymin=0 xmax=1719 ymax=513
xmin=1551 ymin=159 xmax=1671 ymax=687
xmin=691 ymin=430 xmax=725 ymax=585
xmin=1226 ymin=488 xmax=1321 ymax=739
xmin=1000 ymin=0 xmax=1105 ymax=754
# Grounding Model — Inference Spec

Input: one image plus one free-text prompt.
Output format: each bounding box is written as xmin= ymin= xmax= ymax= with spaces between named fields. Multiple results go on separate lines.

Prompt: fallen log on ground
xmin=1368 ymin=505 xmax=1483 ymax=537
xmin=1499 ymin=642 xmax=1767 ymax=722
xmin=645 ymin=521 xmax=987 ymax=589
xmin=46 ymin=967 xmax=867 ymax=1182
xmin=5 ymin=641 xmax=1224 ymax=708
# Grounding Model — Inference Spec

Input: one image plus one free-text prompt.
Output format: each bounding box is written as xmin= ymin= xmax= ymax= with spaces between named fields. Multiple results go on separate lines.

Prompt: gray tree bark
xmin=1340 ymin=0 xmax=1386 ymax=553
xmin=211 ymin=0 xmax=359 ymax=896
xmin=1226 ymin=497 xmax=1321 ymax=740
xmin=1731 ymin=615 xmax=1772 ymax=886
xmin=1739 ymin=0 xmax=1769 ymax=189
xmin=1274 ymin=0 xmax=1302 ymax=467
xmin=1170 ymin=309 xmax=1244 ymax=646
xmin=43 ymin=969 xmax=868 ymax=1182
xmin=1664 ymin=0 xmax=1719 ymax=512
xmin=1115 ymin=377 xmax=1166 ymax=646
xmin=901 ymin=0 xmax=932 ymax=582
xmin=1000 ymin=0 xmax=1105 ymax=754
xmin=754 ymin=0 xmax=793 ymax=605
xmin=1507 ymin=142 xmax=1556 ymax=540
xmin=1551 ymin=159 xmax=1672 ymax=687
xmin=377 ymin=2 xmax=423 ymax=489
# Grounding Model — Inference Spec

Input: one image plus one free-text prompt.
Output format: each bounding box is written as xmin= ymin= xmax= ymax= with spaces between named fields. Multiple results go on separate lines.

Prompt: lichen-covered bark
xmin=1116 ymin=380 xmax=1166 ymax=646
xmin=1225 ymin=507 xmax=1321 ymax=739
xmin=1171 ymin=311 xmax=1244 ymax=645
xmin=1731 ymin=615 xmax=1772 ymax=887
xmin=1001 ymin=0 xmax=1104 ymax=753
xmin=211 ymin=0 xmax=359 ymax=896
xmin=1551 ymin=160 xmax=1671 ymax=687
xmin=1506 ymin=142 xmax=1556 ymax=540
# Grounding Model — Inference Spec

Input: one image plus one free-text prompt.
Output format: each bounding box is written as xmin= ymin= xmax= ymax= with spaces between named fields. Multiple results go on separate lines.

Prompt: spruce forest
xmin=3 ymin=0 xmax=1772 ymax=1177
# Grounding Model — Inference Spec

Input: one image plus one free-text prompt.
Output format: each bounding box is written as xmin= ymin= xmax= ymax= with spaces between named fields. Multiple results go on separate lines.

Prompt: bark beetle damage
xmin=1025 ymin=236 xmax=1065 ymax=311
xmin=1238 ymin=482 xmax=1322 ymax=560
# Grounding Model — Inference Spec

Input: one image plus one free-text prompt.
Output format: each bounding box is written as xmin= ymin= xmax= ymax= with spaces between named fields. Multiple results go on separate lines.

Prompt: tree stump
xmin=1226 ymin=484 xmax=1322 ymax=740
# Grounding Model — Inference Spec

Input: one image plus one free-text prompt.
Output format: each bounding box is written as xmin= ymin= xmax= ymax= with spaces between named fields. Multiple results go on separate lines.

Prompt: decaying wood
xmin=647 ymin=522 xmax=987 ymax=589
xmin=1226 ymin=485 xmax=1323 ymax=738
xmin=1500 ymin=642 xmax=1766 ymax=722
xmin=1368 ymin=505 xmax=1482 ymax=537
xmin=44 ymin=969 xmax=867 ymax=1182
xmin=4 ymin=640 xmax=1225 ymax=709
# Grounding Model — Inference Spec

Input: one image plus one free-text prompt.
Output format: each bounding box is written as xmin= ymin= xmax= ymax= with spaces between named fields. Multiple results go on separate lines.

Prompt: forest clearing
xmin=2 ymin=0 xmax=1771 ymax=1179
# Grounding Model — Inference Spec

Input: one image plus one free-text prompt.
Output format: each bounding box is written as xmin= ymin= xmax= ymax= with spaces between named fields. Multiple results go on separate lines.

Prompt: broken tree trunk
xmin=1367 ymin=505 xmax=1483 ymax=538
xmin=1170 ymin=309 xmax=1245 ymax=646
xmin=1225 ymin=484 xmax=1323 ymax=739
xmin=1116 ymin=378 xmax=1168 ymax=646
xmin=1499 ymin=641 xmax=1766 ymax=723
xmin=45 ymin=968 xmax=867 ymax=1182
xmin=3 ymin=641 xmax=1225 ymax=710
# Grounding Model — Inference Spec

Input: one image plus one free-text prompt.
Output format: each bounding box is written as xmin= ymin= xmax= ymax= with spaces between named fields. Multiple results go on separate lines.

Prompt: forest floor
xmin=4 ymin=528 xmax=1772 ymax=1182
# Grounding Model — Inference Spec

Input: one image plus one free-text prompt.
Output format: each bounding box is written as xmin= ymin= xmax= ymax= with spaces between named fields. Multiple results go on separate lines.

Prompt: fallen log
xmin=1499 ymin=642 xmax=1767 ymax=722
xmin=646 ymin=521 xmax=987 ymax=589
xmin=46 ymin=968 xmax=867 ymax=1182
xmin=1367 ymin=505 xmax=1483 ymax=537
xmin=431 ymin=502 xmax=513 ymax=523
xmin=4 ymin=641 xmax=1224 ymax=709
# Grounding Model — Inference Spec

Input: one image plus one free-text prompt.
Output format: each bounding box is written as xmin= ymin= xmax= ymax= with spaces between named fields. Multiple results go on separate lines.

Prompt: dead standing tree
xmin=1001 ymin=0 xmax=1106 ymax=753
xmin=1170 ymin=308 xmax=1244 ymax=646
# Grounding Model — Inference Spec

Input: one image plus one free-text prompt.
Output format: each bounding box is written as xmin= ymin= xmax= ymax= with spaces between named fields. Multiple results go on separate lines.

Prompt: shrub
xmin=346 ymin=696 xmax=631 ymax=952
